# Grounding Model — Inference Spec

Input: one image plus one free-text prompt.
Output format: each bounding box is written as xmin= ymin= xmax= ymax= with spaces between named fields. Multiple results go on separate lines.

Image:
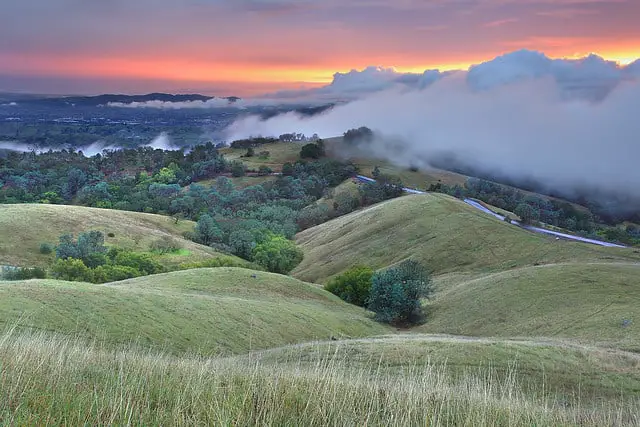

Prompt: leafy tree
xmin=228 ymin=229 xmax=256 ymax=260
xmin=343 ymin=127 xmax=374 ymax=145
xmin=194 ymin=214 xmax=223 ymax=246
xmin=334 ymin=191 xmax=361 ymax=216
xmin=325 ymin=266 xmax=373 ymax=307
xmin=297 ymin=203 xmax=330 ymax=229
xmin=1 ymin=266 xmax=46 ymax=280
xmin=245 ymin=147 xmax=255 ymax=157
xmin=372 ymin=166 xmax=381 ymax=179
xmin=52 ymin=258 xmax=93 ymax=282
xmin=368 ymin=260 xmax=433 ymax=325
xmin=258 ymin=165 xmax=273 ymax=175
xmin=514 ymin=203 xmax=539 ymax=224
xmin=281 ymin=162 xmax=294 ymax=176
xmin=230 ymin=160 xmax=246 ymax=177
xmin=300 ymin=142 xmax=324 ymax=159
xmin=252 ymin=233 xmax=303 ymax=274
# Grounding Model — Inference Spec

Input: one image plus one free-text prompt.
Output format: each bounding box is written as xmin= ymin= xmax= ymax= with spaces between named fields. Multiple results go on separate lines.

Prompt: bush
xmin=39 ymin=243 xmax=53 ymax=255
xmin=52 ymin=258 xmax=93 ymax=282
xmin=324 ymin=266 xmax=373 ymax=307
xmin=1 ymin=266 xmax=46 ymax=280
xmin=230 ymin=160 xmax=246 ymax=177
xmin=300 ymin=142 xmax=324 ymax=159
xmin=252 ymin=233 xmax=303 ymax=274
xmin=107 ymin=232 xmax=115 ymax=238
xmin=151 ymin=236 xmax=182 ymax=254
xmin=368 ymin=260 xmax=433 ymax=326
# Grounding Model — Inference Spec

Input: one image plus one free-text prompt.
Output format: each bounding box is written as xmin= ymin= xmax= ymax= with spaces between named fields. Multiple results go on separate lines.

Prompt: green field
xmin=0 ymin=203 xmax=229 ymax=268
xmin=292 ymin=193 xmax=640 ymax=283
xmin=0 ymin=268 xmax=387 ymax=355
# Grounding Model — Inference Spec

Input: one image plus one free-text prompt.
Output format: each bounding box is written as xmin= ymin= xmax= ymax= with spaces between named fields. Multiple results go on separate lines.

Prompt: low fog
xmin=225 ymin=73 xmax=640 ymax=207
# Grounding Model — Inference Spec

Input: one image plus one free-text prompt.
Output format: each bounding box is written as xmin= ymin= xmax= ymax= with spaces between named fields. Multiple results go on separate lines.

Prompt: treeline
xmin=431 ymin=178 xmax=639 ymax=245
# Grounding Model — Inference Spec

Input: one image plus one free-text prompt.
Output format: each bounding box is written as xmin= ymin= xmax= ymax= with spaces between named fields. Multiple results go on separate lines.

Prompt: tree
xmin=230 ymin=160 xmax=246 ymax=177
xmin=228 ymin=229 xmax=256 ymax=260
xmin=194 ymin=214 xmax=223 ymax=246
xmin=372 ymin=166 xmax=381 ymax=180
xmin=514 ymin=203 xmax=539 ymax=224
xmin=343 ymin=127 xmax=374 ymax=145
xmin=52 ymin=258 xmax=93 ymax=282
xmin=252 ymin=233 xmax=303 ymax=274
xmin=324 ymin=266 xmax=373 ymax=307
xmin=300 ymin=142 xmax=324 ymax=159
xmin=282 ymin=162 xmax=294 ymax=176
xmin=367 ymin=260 xmax=433 ymax=325
xmin=245 ymin=147 xmax=255 ymax=157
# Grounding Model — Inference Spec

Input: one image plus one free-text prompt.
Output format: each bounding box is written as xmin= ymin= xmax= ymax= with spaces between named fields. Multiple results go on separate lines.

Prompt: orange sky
xmin=1 ymin=1 xmax=639 ymax=95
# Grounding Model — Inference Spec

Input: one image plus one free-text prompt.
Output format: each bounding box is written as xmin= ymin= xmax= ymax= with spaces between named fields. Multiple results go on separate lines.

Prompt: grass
xmin=0 ymin=330 xmax=638 ymax=426
xmin=419 ymin=263 xmax=640 ymax=350
xmin=292 ymin=193 xmax=640 ymax=283
xmin=252 ymin=335 xmax=640 ymax=402
xmin=220 ymin=142 xmax=301 ymax=171
xmin=0 ymin=268 xmax=387 ymax=355
xmin=0 ymin=203 xmax=230 ymax=268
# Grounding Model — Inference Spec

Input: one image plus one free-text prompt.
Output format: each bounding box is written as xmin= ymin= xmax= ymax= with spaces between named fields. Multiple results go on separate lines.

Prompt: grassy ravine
xmin=292 ymin=193 xmax=640 ymax=283
xmin=0 ymin=268 xmax=387 ymax=355
xmin=0 ymin=331 xmax=638 ymax=426
xmin=0 ymin=203 xmax=230 ymax=268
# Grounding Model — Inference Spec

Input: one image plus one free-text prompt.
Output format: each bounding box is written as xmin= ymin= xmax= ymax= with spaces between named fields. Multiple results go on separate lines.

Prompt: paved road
xmin=354 ymin=175 xmax=627 ymax=248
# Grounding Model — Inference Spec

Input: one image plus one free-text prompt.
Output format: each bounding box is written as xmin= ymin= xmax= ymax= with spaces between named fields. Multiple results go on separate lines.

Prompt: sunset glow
xmin=1 ymin=0 xmax=639 ymax=95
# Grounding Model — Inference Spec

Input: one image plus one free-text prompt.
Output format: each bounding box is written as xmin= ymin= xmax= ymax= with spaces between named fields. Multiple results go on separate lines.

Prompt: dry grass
xmin=0 ymin=203 xmax=228 ymax=268
xmin=0 ymin=329 xmax=638 ymax=426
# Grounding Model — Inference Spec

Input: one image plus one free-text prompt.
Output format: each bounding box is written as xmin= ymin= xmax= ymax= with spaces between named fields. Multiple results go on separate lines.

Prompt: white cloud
xmin=225 ymin=66 xmax=640 ymax=207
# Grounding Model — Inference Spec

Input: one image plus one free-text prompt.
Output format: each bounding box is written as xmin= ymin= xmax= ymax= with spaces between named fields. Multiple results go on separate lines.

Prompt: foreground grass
xmin=293 ymin=194 xmax=640 ymax=283
xmin=0 ymin=203 xmax=229 ymax=268
xmin=1 ymin=331 xmax=638 ymax=426
xmin=0 ymin=268 xmax=387 ymax=355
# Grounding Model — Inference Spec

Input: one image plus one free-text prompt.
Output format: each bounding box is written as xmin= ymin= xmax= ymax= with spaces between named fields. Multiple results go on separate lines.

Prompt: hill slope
xmin=292 ymin=194 xmax=639 ymax=283
xmin=0 ymin=268 xmax=387 ymax=354
xmin=0 ymin=204 xmax=229 ymax=267
xmin=418 ymin=263 xmax=640 ymax=350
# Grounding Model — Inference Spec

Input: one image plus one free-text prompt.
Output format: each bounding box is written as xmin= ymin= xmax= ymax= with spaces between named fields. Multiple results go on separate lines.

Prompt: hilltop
xmin=0 ymin=268 xmax=387 ymax=355
xmin=292 ymin=193 xmax=639 ymax=283
xmin=0 ymin=203 xmax=230 ymax=268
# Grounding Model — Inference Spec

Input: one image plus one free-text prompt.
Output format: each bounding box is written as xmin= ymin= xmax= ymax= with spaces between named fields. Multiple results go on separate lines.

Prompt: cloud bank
xmin=225 ymin=50 xmax=640 ymax=206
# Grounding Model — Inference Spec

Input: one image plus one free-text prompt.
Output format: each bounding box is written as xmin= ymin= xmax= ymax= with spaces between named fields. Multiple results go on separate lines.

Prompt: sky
xmin=1 ymin=0 xmax=639 ymax=96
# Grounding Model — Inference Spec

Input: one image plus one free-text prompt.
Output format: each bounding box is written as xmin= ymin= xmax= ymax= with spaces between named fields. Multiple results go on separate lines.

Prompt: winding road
xmin=355 ymin=175 xmax=627 ymax=249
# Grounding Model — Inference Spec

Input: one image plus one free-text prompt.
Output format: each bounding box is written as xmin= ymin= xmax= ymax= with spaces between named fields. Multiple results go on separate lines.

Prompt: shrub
xmin=1 ymin=266 xmax=46 ymax=280
xmin=39 ymin=243 xmax=53 ymax=255
xmin=368 ymin=260 xmax=433 ymax=326
xmin=230 ymin=160 xmax=246 ymax=177
xmin=92 ymin=265 xmax=141 ymax=283
xmin=151 ymin=236 xmax=182 ymax=254
xmin=325 ymin=266 xmax=373 ymax=307
xmin=52 ymin=258 xmax=93 ymax=282
xmin=107 ymin=232 xmax=115 ymax=238
xmin=252 ymin=233 xmax=303 ymax=274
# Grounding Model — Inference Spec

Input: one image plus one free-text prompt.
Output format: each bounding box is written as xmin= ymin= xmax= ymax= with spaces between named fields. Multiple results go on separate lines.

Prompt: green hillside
xmin=292 ymin=193 xmax=640 ymax=283
xmin=0 ymin=268 xmax=387 ymax=355
xmin=0 ymin=203 xmax=230 ymax=268
xmin=419 ymin=263 xmax=640 ymax=350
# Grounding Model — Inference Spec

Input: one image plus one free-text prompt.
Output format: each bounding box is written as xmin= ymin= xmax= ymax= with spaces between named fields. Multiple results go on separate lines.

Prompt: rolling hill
xmin=292 ymin=193 xmax=640 ymax=283
xmin=0 ymin=203 xmax=231 ymax=268
xmin=0 ymin=268 xmax=387 ymax=355
xmin=419 ymin=263 xmax=640 ymax=350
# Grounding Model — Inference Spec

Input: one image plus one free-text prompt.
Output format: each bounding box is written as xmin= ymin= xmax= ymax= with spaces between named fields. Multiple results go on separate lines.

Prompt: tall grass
xmin=0 ymin=329 xmax=637 ymax=426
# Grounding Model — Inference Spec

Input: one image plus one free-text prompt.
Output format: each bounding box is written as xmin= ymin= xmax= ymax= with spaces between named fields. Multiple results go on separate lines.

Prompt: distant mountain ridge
xmin=11 ymin=93 xmax=241 ymax=107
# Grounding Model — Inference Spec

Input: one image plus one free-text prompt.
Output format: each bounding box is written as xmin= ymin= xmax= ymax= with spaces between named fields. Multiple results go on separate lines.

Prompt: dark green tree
xmin=367 ymin=260 xmax=433 ymax=325
xmin=194 ymin=214 xmax=223 ymax=246
xmin=252 ymin=233 xmax=303 ymax=274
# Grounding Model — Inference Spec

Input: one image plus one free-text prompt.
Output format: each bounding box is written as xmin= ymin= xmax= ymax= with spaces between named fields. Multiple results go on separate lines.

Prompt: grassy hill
xmin=292 ymin=193 xmax=640 ymax=283
xmin=0 ymin=203 xmax=230 ymax=268
xmin=0 ymin=268 xmax=387 ymax=355
xmin=419 ymin=263 xmax=640 ymax=350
